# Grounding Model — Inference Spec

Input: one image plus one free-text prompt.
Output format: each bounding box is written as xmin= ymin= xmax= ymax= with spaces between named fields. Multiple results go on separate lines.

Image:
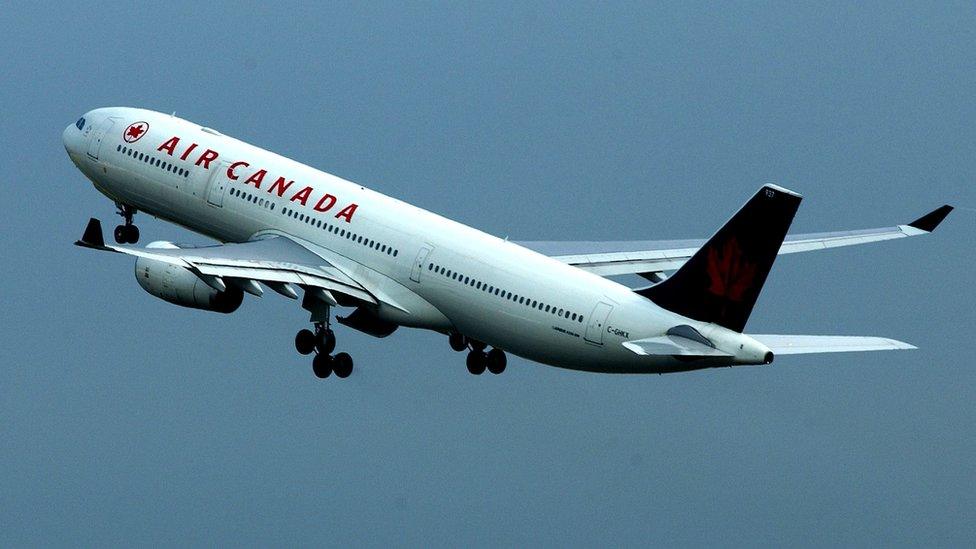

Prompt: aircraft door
xmin=86 ymin=117 xmax=117 ymax=160
xmin=410 ymin=246 xmax=433 ymax=283
xmin=206 ymin=161 xmax=231 ymax=207
xmin=584 ymin=302 xmax=614 ymax=345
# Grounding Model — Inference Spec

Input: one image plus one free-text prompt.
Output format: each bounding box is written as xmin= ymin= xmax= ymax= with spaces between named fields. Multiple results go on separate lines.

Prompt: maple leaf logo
xmin=705 ymin=237 xmax=756 ymax=302
xmin=123 ymin=122 xmax=148 ymax=143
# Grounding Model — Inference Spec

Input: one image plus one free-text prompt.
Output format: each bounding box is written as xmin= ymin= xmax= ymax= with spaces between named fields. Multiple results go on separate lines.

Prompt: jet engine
xmin=134 ymin=241 xmax=243 ymax=313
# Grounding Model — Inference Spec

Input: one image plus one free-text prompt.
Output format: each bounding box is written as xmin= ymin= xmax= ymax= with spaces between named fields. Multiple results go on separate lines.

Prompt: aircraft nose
xmin=63 ymin=121 xmax=82 ymax=155
xmin=62 ymin=124 xmax=73 ymax=152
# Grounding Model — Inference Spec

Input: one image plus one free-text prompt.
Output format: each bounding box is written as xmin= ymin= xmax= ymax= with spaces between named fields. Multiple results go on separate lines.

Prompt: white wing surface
xmin=75 ymin=218 xmax=378 ymax=306
xmin=749 ymin=335 xmax=917 ymax=355
xmin=518 ymin=205 xmax=952 ymax=277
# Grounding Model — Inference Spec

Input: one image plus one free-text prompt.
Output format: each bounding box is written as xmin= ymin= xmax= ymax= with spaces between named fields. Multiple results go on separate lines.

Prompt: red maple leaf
xmin=705 ymin=237 xmax=756 ymax=302
xmin=126 ymin=124 xmax=145 ymax=140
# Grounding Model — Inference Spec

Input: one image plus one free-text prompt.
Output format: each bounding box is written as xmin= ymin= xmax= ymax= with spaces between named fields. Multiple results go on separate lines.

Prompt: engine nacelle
xmin=134 ymin=241 xmax=243 ymax=313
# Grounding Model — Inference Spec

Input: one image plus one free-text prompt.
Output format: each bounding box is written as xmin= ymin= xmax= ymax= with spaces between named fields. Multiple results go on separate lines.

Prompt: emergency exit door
xmin=585 ymin=302 xmax=614 ymax=345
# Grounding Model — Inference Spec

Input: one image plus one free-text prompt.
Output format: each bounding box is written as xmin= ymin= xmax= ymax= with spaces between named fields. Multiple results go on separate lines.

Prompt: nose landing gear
xmin=113 ymin=204 xmax=139 ymax=244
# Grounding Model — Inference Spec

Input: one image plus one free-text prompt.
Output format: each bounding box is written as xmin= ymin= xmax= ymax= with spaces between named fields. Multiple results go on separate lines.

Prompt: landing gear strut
xmin=296 ymin=318 xmax=351 ymax=380
xmin=114 ymin=204 xmax=139 ymax=244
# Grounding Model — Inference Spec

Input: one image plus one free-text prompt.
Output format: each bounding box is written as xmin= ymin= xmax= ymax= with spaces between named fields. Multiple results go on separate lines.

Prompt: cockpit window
xmin=75 ymin=117 xmax=85 ymax=130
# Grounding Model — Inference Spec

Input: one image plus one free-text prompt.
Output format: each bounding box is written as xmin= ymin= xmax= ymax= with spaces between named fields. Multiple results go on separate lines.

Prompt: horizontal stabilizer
xmin=623 ymin=335 xmax=733 ymax=357
xmin=749 ymin=334 xmax=916 ymax=355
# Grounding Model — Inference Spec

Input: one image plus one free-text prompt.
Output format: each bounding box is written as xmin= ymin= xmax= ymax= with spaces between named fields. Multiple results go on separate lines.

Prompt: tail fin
xmin=636 ymin=185 xmax=802 ymax=332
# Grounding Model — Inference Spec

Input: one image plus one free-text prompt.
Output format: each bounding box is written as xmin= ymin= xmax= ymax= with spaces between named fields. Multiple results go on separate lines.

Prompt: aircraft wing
xmin=75 ymin=218 xmax=379 ymax=306
xmin=518 ymin=205 xmax=952 ymax=277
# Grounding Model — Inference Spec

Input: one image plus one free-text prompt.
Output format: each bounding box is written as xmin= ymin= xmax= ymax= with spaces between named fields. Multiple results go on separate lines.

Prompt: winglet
xmin=908 ymin=205 xmax=953 ymax=232
xmin=75 ymin=218 xmax=106 ymax=248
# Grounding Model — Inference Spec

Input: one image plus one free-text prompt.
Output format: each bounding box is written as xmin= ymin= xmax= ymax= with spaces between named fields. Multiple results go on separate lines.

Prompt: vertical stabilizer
xmin=636 ymin=185 xmax=802 ymax=332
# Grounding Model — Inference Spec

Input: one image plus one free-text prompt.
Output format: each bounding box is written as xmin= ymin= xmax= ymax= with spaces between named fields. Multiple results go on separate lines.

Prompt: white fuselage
xmin=64 ymin=107 xmax=766 ymax=373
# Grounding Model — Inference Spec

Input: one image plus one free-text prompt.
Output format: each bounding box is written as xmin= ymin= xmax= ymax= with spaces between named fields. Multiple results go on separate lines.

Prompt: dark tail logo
xmin=706 ymin=237 xmax=756 ymax=302
xmin=635 ymin=185 xmax=802 ymax=332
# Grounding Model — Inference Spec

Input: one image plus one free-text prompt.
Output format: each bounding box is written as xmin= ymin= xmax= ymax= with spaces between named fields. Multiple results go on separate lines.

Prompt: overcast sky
xmin=2 ymin=2 xmax=974 ymax=546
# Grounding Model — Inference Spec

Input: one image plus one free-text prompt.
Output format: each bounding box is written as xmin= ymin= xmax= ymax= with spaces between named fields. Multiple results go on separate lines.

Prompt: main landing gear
xmin=295 ymin=321 xmax=353 ymax=379
xmin=113 ymin=204 xmax=139 ymax=244
xmin=449 ymin=333 xmax=507 ymax=375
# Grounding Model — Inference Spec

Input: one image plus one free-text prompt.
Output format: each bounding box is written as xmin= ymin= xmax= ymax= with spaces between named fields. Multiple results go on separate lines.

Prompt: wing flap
xmin=749 ymin=334 xmax=916 ymax=355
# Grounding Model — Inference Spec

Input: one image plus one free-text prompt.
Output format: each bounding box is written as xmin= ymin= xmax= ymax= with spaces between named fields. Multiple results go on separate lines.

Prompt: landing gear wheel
xmin=313 ymin=353 xmax=333 ymax=378
xmin=316 ymin=328 xmax=336 ymax=355
xmin=115 ymin=204 xmax=139 ymax=244
xmin=333 ymin=352 xmax=353 ymax=378
xmin=124 ymin=224 xmax=139 ymax=244
xmin=466 ymin=351 xmax=487 ymax=375
xmin=449 ymin=333 xmax=468 ymax=352
xmin=295 ymin=329 xmax=316 ymax=355
xmin=486 ymin=349 xmax=507 ymax=375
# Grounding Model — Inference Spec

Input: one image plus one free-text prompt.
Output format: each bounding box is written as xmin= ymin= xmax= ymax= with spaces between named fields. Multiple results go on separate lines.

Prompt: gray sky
xmin=2 ymin=2 xmax=974 ymax=546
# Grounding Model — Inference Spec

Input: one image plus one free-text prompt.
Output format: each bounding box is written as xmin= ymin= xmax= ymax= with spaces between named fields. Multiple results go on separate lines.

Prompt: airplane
xmin=62 ymin=107 xmax=953 ymax=379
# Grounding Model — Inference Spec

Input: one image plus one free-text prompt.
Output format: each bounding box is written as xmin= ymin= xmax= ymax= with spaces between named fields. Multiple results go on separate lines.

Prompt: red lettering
xmin=157 ymin=136 xmax=179 ymax=155
xmin=227 ymin=161 xmax=249 ymax=180
xmin=244 ymin=168 xmax=266 ymax=189
xmin=290 ymin=186 xmax=313 ymax=206
xmin=195 ymin=149 xmax=219 ymax=169
xmin=313 ymin=193 xmax=337 ymax=212
xmin=179 ymin=142 xmax=198 ymax=160
xmin=268 ymin=177 xmax=294 ymax=197
xmin=335 ymin=203 xmax=358 ymax=223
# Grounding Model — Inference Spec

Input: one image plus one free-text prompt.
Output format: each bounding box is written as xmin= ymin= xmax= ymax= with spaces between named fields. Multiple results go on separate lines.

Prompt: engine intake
xmin=134 ymin=242 xmax=243 ymax=313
